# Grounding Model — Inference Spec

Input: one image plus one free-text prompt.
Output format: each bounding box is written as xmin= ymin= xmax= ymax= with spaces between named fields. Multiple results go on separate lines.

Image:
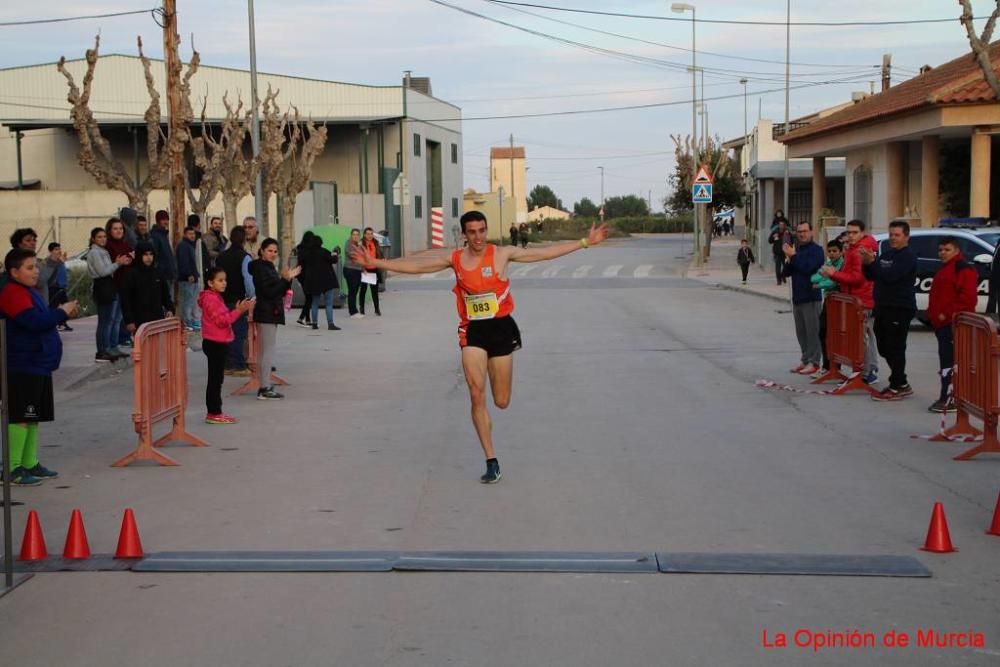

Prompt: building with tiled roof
xmin=780 ymin=42 xmax=1000 ymax=230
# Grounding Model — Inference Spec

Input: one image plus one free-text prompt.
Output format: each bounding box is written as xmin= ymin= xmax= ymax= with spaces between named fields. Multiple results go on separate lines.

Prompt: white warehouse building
xmin=0 ymin=54 xmax=463 ymax=256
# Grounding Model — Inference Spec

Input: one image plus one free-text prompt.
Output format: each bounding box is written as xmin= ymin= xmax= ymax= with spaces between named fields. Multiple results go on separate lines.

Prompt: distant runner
xmin=353 ymin=210 xmax=609 ymax=483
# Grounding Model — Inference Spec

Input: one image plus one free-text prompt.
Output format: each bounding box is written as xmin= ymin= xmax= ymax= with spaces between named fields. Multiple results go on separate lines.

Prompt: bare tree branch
xmin=958 ymin=0 xmax=1000 ymax=100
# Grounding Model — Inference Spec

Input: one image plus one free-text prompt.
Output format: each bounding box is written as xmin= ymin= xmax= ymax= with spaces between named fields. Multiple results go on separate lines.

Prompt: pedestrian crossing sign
xmin=692 ymin=183 xmax=713 ymax=203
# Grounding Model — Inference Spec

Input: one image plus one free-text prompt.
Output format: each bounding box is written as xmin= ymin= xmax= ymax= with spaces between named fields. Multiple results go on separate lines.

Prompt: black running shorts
xmin=463 ymin=316 xmax=522 ymax=358
xmin=7 ymin=373 xmax=55 ymax=423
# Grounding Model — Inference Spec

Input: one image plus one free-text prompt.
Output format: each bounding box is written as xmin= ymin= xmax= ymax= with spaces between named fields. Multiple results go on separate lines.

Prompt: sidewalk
xmin=52 ymin=315 xmax=133 ymax=393
xmin=678 ymin=237 xmax=790 ymax=303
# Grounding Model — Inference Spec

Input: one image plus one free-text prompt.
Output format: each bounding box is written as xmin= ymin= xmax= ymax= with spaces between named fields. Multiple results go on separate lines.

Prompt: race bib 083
xmin=465 ymin=293 xmax=499 ymax=320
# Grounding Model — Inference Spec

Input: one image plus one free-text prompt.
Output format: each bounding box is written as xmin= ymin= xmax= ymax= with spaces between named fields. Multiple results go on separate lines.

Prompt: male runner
xmin=352 ymin=210 xmax=609 ymax=483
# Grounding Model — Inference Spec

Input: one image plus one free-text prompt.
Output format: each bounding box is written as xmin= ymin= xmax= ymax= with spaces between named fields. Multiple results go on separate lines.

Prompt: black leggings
xmin=359 ymin=275 xmax=380 ymax=314
xmin=343 ymin=268 xmax=362 ymax=315
xmin=299 ymin=293 xmax=313 ymax=322
xmin=203 ymin=339 xmax=227 ymax=415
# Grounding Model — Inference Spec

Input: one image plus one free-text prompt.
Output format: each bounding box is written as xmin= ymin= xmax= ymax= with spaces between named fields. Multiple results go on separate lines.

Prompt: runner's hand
xmin=350 ymin=246 xmax=374 ymax=267
xmin=587 ymin=222 xmax=610 ymax=247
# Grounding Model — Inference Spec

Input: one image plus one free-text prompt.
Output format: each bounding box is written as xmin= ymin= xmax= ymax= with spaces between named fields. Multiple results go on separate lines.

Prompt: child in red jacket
xmin=926 ymin=237 xmax=979 ymax=413
xmin=198 ymin=267 xmax=254 ymax=424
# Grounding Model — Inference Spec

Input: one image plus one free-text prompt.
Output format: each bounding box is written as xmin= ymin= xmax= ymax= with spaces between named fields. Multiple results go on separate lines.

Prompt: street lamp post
xmin=598 ymin=166 xmax=605 ymax=222
xmin=248 ymin=0 xmax=265 ymax=232
xmin=672 ymin=2 xmax=699 ymax=264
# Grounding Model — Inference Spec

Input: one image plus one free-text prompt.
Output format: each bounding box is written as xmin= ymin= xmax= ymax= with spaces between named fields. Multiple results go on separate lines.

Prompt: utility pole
xmin=598 ymin=166 xmax=605 ymax=221
xmin=782 ymin=0 xmax=791 ymax=220
xmin=672 ymin=2 xmax=699 ymax=264
xmin=881 ymin=53 xmax=892 ymax=92
xmin=162 ymin=0 xmax=185 ymax=249
xmin=248 ymin=0 xmax=265 ymax=233
xmin=509 ymin=133 xmax=516 ymax=224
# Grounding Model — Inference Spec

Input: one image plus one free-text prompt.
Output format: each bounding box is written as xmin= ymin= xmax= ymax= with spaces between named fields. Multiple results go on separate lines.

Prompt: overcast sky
xmin=0 ymin=1 xmax=988 ymax=211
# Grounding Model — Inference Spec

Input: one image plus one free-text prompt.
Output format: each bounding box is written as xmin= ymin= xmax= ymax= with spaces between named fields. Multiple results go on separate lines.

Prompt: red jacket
xmin=197 ymin=289 xmax=242 ymax=344
xmin=830 ymin=234 xmax=877 ymax=309
xmin=927 ymin=254 xmax=978 ymax=329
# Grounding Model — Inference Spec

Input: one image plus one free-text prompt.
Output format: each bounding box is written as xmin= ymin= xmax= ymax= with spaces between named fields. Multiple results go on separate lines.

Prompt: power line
xmin=486 ymin=1 xmax=982 ymax=27
xmin=427 ymin=0 xmax=877 ymax=83
xmin=480 ymin=0 xmax=871 ymax=69
xmin=0 ymin=8 xmax=160 ymax=27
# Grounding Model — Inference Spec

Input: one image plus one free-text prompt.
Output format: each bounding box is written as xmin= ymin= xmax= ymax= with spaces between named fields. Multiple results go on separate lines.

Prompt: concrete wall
xmin=845 ymin=144 xmax=889 ymax=232
xmin=402 ymin=118 xmax=463 ymax=253
xmin=337 ymin=194 xmax=386 ymax=233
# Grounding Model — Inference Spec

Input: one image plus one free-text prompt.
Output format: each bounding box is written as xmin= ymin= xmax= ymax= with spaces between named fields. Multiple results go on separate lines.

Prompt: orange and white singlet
xmin=451 ymin=244 xmax=515 ymax=346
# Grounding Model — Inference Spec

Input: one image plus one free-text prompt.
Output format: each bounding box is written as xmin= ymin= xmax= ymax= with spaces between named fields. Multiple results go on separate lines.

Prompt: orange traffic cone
xmin=921 ymin=502 xmax=957 ymax=553
xmin=18 ymin=510 xmax=48 ymax=561
xmin=987 ymin=492 xmax=1000 ymax=537
xmin=114 ymin=508 xmax=144 ymax=559
xmin=62 ymin=509 xmax=91 ymax=559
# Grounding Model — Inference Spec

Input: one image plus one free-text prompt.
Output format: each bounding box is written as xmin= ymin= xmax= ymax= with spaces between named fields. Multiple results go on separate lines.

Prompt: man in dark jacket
xmin=926 ymin=237 xmax=979 ymax=412
xmin=216 ymin=226 xmax=254 ymax=375
xmin=121 ymin=241 xmax=174 ymax=333
xmin=768 ymin=220 xmax=791 ymax=285
xmin=781 ymin=221 xmax=825 ymax=375
xmin=176 ymin=226 xmax=201 ymax=330
xmin=0 ymin=248 xmax=78 ymax=485
xmin=862 ymin=220 xmax=918 ymax=401
xmin=203 ymin=216 xmax=229 ymax=266
xmin=150 ymin=210 xmax=177 ymax=283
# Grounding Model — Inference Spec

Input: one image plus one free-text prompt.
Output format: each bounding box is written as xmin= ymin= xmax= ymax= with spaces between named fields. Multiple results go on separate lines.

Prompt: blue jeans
xmin=96 ymin=300 xmax=115 ymax=354
xmin=109 ymin=297 xmax=124 ymax=349
xmin=310 ymin=290 xmax=335 ymax=326
xmin=226 ymin=309 xmax=248 ymax=370
xmin=180 ymin=281 xmax=200 ymax=328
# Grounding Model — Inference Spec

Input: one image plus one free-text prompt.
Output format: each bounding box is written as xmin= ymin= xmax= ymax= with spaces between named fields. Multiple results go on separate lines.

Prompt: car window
xmin=974 ymin=232 xmax=1000 ymax=249
xmin=907 ymin=236 xmax=940 ymax=260
xmin=952 ymin=237 xmax=991 ymax=262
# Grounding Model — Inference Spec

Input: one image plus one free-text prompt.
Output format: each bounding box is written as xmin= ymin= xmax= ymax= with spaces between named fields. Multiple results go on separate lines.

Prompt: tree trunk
xmin=280 ymin=194 xmax=296 ymax=268
xmin=129 ymin=192 xmax=148 ymax=217
xmin=223 ymin=196 xmax=239 ymax=236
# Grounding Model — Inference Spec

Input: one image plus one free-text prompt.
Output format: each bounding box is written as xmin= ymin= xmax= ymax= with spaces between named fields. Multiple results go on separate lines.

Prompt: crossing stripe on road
xmin=634 ymin=264 xmax=653 ymax=278
xmin=508 ymin=265 xmax=538 ymax=278
xmin=572 ymin=265 xmax=592 ymax=278
xmin=541 ymin=265 xmax=564 ymax=278
xmin=603 ymin=265 xmax=623 ymax=277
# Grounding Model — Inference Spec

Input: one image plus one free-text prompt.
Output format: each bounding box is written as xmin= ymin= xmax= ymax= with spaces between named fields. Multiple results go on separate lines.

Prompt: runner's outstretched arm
xmin=350 ymin=246 xmax=452 ymax=275
xmin=505 ymin=223 xmax=610 ymax=263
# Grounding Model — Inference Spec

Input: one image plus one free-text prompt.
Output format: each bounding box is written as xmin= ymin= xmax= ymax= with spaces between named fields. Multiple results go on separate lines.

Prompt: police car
xmin=873 ymin=227 xmax=997 ymax=317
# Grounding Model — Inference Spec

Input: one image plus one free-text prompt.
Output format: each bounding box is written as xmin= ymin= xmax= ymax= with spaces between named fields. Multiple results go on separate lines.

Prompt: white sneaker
xmin=351 ymin=313 xmax=365 ymax=319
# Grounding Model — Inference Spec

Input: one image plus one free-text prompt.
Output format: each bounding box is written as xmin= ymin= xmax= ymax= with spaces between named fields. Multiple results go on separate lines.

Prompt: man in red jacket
xmin=820 ymin=219 xmax=879 ymax=383
xmin=926 ymin=237 xmax=979 ymax=412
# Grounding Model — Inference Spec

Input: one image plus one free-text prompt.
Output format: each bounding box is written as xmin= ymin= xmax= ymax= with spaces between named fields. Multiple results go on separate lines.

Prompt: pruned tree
xmin=190 ymin=93 xmax=250 ymax=227
xmin=258 ymin=86 xmax=288 ymax=235
xmin=959 ymin=0 xmax=1000 ymax=100
xmin=265 ymin=106 xmax=328 ymax=265
xmin=57 ymin=35 xmax=199 ymax=216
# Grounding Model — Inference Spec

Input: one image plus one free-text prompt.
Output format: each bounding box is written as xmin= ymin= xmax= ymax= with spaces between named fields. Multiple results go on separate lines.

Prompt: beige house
xmin=489 ymin=146 xmax=528 ymax=224
xmin=780 ymin=42 xmax=1000 ymax=230
xmin=463 ymin=188 xmax=512 ymax=241
xmin=527 ymin=205 xmax=570 ymax=222
xmin=0 ymin=56 xmax=464 ymax=255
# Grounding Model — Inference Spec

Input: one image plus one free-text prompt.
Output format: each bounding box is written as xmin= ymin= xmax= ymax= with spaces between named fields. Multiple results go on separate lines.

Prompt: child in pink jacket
xmin=198 ymin=267 xmax=255 ymax=424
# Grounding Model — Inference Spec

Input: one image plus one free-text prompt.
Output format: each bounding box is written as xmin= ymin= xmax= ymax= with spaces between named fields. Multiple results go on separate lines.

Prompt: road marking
xmin=509 ymin=265 xmax=538 ymax=278
xmin=634 ymin=264 xmax=653 ymax=278
xmin=572 ymin=265 xmax=592 ymax=278
xmin=541 ymin=265 xmax=564 ymax=278
xmin=603 ymin=264 xmax=623 ymax=277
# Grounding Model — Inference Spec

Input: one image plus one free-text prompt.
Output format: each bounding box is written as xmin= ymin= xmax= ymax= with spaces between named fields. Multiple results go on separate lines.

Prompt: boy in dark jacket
xmin=0 ymin=248 xmax=79 ymax=485
xmin=176 ymin=226 xmax=201 ymax=330
xmin=121 ymin=241 xmax=175 ymax=333
xmin=736 ymin=239 xmax=755 ymax=284
xmin=782 ymin=222 xmax=825 ymax=375
xmin=861 ymin=220 xmax=918 ymax=400
xmin=926 ymin=237 xmax=979 ymax=412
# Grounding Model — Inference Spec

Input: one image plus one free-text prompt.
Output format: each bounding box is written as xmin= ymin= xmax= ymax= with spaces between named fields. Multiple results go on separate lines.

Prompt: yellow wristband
xmin=580 ymin=238 xmax=589 ymax=249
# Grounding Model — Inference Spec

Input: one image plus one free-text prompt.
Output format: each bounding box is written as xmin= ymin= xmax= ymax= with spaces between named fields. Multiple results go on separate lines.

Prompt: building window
xmin=415 ymin=195 xmax=423 ymax=218
xmin=414 ymin=133 xmax=421 ymax=157
xmin=451 ymin=197 xmax=459 ymax=217
xmin=451 ymin=143 xmax=458 ymax=164
xmin=853 ymin=165 xmax=872 ymax=227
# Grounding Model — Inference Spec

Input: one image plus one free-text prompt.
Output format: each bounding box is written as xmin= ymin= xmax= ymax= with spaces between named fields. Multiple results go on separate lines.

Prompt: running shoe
xmin=809 ymin=369 xmax=826 ymax=380
xmin=927 ymin=397 xmax=956 ymax=413
xmin=205 ymin=413 xmax=238 ymax=424
xmin=8 ymin=467 xmax=42 ymax=487
xmin=311 ymin=323 xmax=319 ymax=330
xmin=25 ymin=463 xmax=58 ymax=479
xmin=871 ymin=386 xmax=907 ymax=402
xmin=94 ymin=352 xmax=115 ymax=363
xmin=895 ymin=384 xmax=914 ymax=397
xmin=257 ymin=387 xmax=284 ymax=400
xmin=296 ymin=319 xmax=311 ymax=328
xmin=351 ymin=313 xmax=365 ymax=319
xmin=797 ymin=363 xmax=819 ymax=375
xmin=480 ymin=459 xmax=501 ymax=484
xmin=862 ymin=372 xmax=878 ymax=385
xmin=225 ymin=367 xmax=253 ymax=377
xmin=789 ymin=363 xmax=806 ymax=374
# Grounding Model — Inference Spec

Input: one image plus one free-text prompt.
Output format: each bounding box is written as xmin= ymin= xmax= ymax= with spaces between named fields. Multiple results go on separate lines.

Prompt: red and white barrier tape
xmin=909 ymin=367 xmax=982 ymax=441
xmin=754 ymin=371 xmax=861 ymax=396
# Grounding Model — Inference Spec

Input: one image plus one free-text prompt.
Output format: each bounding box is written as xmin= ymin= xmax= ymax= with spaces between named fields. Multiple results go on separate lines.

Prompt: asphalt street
xmin=1 ymin=235 xmax=998 ymax=666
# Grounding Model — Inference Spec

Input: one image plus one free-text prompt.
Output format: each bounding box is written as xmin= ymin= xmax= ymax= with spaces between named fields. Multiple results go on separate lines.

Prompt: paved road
xmin=1 ymin=235 xmax=998 ymax=666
